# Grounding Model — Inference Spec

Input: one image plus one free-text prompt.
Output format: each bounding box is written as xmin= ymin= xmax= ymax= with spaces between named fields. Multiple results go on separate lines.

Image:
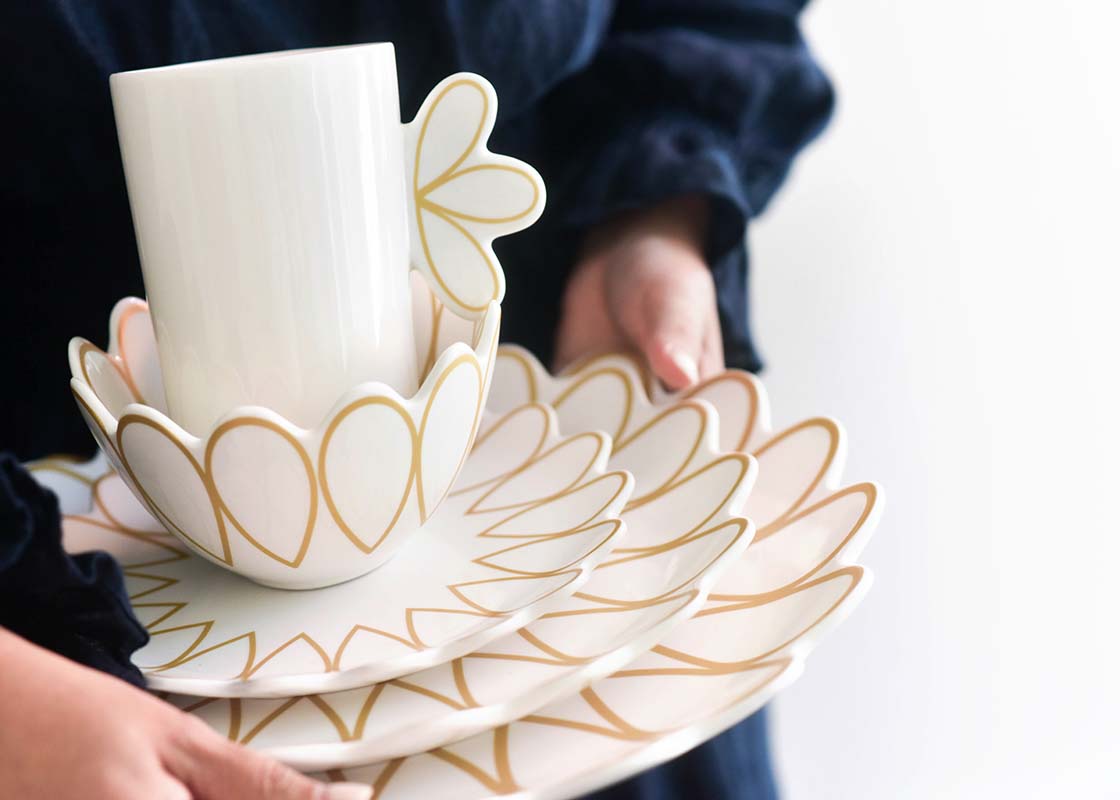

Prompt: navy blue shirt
xmin=0 ymin=0 xmax=831 ymax=460
xmin=0 ymin=3 xmax=829 ymax=797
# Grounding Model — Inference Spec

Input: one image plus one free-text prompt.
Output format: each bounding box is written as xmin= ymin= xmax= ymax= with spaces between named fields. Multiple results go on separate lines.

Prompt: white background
xmin=753 ymin=2 xmax=1120 ymax=797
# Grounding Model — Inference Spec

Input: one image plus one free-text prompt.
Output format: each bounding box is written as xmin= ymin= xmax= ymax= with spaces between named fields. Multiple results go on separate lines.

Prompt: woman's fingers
xmin=168 ymin=716 xmax=371 ymax=800
xmin=700 ymin=314 xmax=726 ymax=380
xmin=611 ymin=248 xmax=717 ymax=391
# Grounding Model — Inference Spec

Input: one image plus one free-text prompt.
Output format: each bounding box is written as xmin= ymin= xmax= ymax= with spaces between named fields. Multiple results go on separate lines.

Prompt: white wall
xmin=753 ymin=2 xmax=1120 ymax=797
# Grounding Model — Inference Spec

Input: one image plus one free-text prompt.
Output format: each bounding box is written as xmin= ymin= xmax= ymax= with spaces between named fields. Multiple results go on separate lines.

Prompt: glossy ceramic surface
xmin=326 ymin=479 xmax=875 ymax=799
xmin=34 ymin=349 xmax=885 ymax=796
xmin=50 ymin=400 xmax=628 ymax=697
xmin=168 ymin=398 xmax=759 ymax=768
xmin=68 ymin=283 xmax=498 ymax=589
xmin=311 ymin=351 xmax=883 ymax=796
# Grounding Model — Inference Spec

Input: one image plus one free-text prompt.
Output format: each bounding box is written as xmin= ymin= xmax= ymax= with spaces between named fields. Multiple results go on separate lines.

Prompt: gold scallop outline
xmin=707 ymin=482 xmax=878 ymax=603
xmin=471 ymin=517 xmax=624 ymax=577
xmin=609 ymin=452 xmax=752 ymax=557
xmin=411 ymin=77 xmax=543 ymax=316
xmin=477 ymin=471 xmax=630 ymax=540
xmin=467 ymin=431 xmax=609 ymax=515
xmin=415 ymin=352 xmax=485 ymax=521
xmin=205 ymin=418 xmax=318 ymax=568
xmin=680 ymin=369 xmax=762 ymax=453
xmin=111 ymin=299 xmax=153 ymax=406
xmin=76 ymin=296 xmax=496 ymax=572
xmin=752 ymin=417 xmax=842 ymax=538
xmin=318 ymin=396 xmax=419 ymax=555
xmin=551 ymin=365 xmax=635 ymax=443
xmin=165 ymin=441 xmax=752 ymax=749
xmin=652 ymin=566 xmax=865 ymax=669
xmin=609 ymin=400 xmax=710 ymax=505
xmin=68 ymin=417 xmax=627 ymax=685
xmin=169 ymin=476 xmax=738 ymax=747
xmin=115 ymin=414 xmax=233 ymax=565
xmin=78 ymin=341 xmax=141 ymax=409
xmin=449 ymin=403 xmax=554 ymax=497
xmin=576 ymin=518 xmax=749 ymax=608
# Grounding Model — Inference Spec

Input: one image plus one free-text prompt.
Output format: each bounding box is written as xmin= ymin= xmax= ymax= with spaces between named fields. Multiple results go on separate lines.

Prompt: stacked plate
xmin=34 ymin=346 xmax=881 ymax=799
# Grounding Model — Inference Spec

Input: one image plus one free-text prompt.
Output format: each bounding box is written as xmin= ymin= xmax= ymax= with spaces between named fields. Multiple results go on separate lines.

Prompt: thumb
xmin=169 ymin=719 xmax=371 ymax=800
xmin=624 ymin=276 xmax=705 ymax=391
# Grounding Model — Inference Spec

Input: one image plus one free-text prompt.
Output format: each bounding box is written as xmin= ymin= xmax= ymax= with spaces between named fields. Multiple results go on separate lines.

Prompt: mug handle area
xmin=402 ymin=73 xmax=546 ymax=320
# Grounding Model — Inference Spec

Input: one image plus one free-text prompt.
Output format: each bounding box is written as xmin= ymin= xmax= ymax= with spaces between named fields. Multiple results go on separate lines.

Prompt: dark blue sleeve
xmin=0 ymin=455 xmax=148 ymax=686
xmin=539 ymin=0 xmax=833 ymax=263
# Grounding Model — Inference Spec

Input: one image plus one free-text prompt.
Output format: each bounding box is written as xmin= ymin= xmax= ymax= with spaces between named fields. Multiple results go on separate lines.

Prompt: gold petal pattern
xmin=404 ymin=74 xmax=545 ymax=319
xmin=54 ymin=408 xmax=630 ymax=695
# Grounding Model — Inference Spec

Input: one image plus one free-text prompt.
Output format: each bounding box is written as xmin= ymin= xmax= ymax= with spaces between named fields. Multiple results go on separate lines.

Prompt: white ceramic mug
xmin=111 ymin=44 xmax=418 ymax=434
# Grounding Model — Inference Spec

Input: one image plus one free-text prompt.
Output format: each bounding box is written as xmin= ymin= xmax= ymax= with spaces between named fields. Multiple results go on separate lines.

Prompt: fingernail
xmin=666 ymin=346 xmax=699 ymax=386
xmin=326 ymin=783 xmax=374 ymax=800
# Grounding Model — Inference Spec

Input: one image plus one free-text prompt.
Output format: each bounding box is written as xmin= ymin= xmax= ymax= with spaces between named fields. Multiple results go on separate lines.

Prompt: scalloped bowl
xmin=68 ymin=275 xmax=499 ymax=589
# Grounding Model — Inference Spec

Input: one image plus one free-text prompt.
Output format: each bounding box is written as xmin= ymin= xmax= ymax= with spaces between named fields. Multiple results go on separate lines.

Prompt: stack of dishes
xmin=34 ymin=51 xmax=882 ymax=799
xmin=36 ymin=303 xmax=881 ymax=798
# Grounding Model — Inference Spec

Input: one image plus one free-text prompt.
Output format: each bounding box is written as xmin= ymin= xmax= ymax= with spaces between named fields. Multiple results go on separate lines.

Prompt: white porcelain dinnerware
xmin=166 ymin=397 xmax=759 ymax=768
xmin=69 ymin=286 xmax=502 ymax=589
xmin=309 ymin=352 xmax=883 ymax=797
xmin=325 ymin=472 xmax=876 ymax=799
xmin=111 ymin=47 xmax=543 ymax=434
xmin=38 ymin=346 xmax=883 ymax=794
xmin=52 ymin=397 xmax=629 ymax=697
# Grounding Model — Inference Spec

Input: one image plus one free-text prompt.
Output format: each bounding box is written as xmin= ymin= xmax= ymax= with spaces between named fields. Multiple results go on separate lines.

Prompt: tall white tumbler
xmin=111 ymin=43 xmax=418 ymax=435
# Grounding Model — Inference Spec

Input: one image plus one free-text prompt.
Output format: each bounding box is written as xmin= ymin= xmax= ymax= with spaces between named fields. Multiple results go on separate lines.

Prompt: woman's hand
xmin=554 ymin=194 xmax=723 ymax=389
xmin=0 ymin=630 xmax=370 ymax=800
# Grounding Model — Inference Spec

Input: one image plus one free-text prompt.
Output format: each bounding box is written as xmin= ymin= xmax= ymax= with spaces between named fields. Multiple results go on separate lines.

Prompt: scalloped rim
xmin=68 ymin=296 xmax=500 ymax=446
xmin=179 ymin=399 xmax=761 ymax=768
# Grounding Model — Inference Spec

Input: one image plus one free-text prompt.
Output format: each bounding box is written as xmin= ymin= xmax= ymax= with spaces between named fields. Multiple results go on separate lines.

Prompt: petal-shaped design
xmin=245 ymin=634 xmax=333 ymax=680
xmin=418 ymin=355 xmax=484 ymax=518
xmin=71 ymin=340 xmax=136 ymax=418
xmin=474 ymin=519 xmax=621 ymax=576
xmin=657 ymin=567 xmax=864 ymax=666
xmin=681 ymin=371 xmax=768 ymax=454
xmin=425 ymin=165 xmax=541 ymax=224
xmin=471 ymin=433 xmax=609 ymax=513
xmin=447 ymin=572 xmax=583 ymax=616
xmin=569 ymin=659 xmax=792 ymax=735
xmin=551 ymin=358 xmax=645 ymax=440
xmin=112 ymin=298 xmax=166 ymax=412
xmin=610 ymin=402 xmax=712 ymax=503
xmin=478 ymin=592 xmax=695 ymax=668
xmin=750 ymin=418 xmax=844 ymax=534
xmin=617 ymin=454 xmax=753 ymax=551
xmin=405 ymin=74 xmax=545 ymax=319
xmin=206 ymin=420 xmax=316 ymax=568
xmin=480 ymin=473 xmax=631 ymax=539
xmin=453 ymin=404 xmax=554 ymax=495
xmin=416 ymin=206 xmax=502 ymax=314
xmin=712 ymin=484 xmax=880 ymax=599
xmin=116 ymin=415 xmax=230 ymax=565
xmin=412 ymin=78 xmax=491 ymax=190
xmin=319 ymin=398 xmax=417 ymax=554
xmin=582 ymin=519 xmax=748 ymax=605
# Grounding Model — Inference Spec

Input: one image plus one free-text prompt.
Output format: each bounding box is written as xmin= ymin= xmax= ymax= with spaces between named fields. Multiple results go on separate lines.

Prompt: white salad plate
xmin=325 ymin=479 xmax=877 ymax=799
xmin=304 ymin=352 xmax=883 ymax=797
xmin=47 ymin=406 xmax=631 ymax=698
